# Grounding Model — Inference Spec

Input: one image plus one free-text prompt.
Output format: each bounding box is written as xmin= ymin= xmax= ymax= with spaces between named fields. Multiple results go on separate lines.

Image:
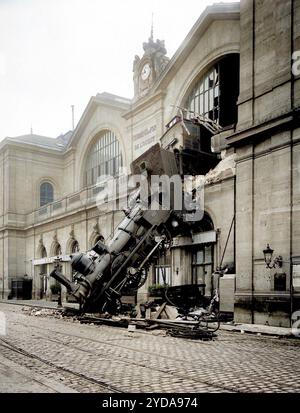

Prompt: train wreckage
xmin=50 ymin=113 xmax=226 ymax=335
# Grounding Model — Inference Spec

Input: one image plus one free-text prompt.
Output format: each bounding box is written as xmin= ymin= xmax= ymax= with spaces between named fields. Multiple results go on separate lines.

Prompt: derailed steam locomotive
xmin=50 ymin=116 xmax=220 ymax=314
xmin=50 ymin=144 xmax=189 ymax=313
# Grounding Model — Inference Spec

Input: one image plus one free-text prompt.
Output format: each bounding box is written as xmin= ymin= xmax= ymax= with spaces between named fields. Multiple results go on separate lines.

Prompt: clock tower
xmin=133 ymin=31 xmax=169 ymax=101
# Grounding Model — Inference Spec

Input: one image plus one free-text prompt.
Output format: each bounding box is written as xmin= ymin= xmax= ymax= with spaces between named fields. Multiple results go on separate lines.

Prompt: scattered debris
xmin=167 ymin=327 xmax=217 ymax=340
xmin=204 ymin=151 xmax=236 ymax=185
xmin=22 ymin=307 xmax=63 ymax=318
xmin=20 ymin=301 xmax=218 ymax=341
xmin=152 ymin=302 xmax=166 ymax=319
xmin=136 ymin=301 xmax=179 ymax=320
xmin=78 ymin=315 xmax=130 ymax=328
xmin=127 ymin=324 xmax=136 ymax=333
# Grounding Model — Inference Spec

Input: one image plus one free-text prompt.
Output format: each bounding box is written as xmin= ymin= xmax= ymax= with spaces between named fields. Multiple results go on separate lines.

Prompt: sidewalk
xmin=0 ymin=299 xmax=79 ymax=310
xmin=0 ymin=299 xmax=294 ymax=338
xmin=219 ymin=322 xmax=293 ymax=338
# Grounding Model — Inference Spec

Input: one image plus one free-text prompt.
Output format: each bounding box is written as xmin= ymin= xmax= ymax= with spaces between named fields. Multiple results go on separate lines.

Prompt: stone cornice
xmin=0 ymin=139 xmax=64 ymax=157
xmin=226 ymin=110 xmax=300 ymax=147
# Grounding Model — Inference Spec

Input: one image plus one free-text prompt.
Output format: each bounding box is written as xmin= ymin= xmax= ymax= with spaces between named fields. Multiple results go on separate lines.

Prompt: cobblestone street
xmin=0 ymin=302 xmax=299 ymax=393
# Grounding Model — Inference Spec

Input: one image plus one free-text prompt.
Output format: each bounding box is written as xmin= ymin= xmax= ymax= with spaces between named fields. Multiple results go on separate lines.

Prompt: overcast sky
xmin=0 ymin=0 xmax=238 ymax=141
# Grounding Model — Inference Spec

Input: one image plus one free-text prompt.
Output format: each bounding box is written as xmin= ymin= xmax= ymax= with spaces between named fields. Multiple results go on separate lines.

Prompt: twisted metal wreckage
xmin=50 ymin=111 xmax=226 ymax=336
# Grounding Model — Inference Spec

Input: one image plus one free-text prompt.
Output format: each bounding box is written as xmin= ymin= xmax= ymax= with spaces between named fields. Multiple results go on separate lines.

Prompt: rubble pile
xmin=19 ymin=303 xmax=218 ymax=340
xmin=22 ymin=306 xmax=63 ymax=319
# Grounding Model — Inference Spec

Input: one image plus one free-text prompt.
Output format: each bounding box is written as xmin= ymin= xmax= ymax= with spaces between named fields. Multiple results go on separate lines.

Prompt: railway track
xmin=2 ymin=319 xmax=239 ymax=393
xmin=0 ymin=337 xmax=123 ymax=393
xmin=1 ymin=303 xmax=300 ymax=393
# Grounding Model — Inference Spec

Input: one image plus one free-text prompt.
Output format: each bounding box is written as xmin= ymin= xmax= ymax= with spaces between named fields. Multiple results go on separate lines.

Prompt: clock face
xmin=141 ymin=63 xmax=151 ymax=80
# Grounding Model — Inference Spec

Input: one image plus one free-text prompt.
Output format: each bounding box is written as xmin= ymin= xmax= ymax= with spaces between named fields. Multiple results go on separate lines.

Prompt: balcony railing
xmin=20 ymin=186 xmax=94 ymax=226
xmin=24 ymin=180 xmax=130 ymax=227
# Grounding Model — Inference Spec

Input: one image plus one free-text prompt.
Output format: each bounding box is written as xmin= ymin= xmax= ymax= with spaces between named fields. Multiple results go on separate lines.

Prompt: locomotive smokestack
xmin=50 ymin=268 xmax=77 ymax=295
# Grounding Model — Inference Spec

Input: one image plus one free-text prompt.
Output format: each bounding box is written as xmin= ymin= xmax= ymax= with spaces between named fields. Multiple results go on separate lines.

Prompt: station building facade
xmin=1 ymin=0 xmax=300 ymax=327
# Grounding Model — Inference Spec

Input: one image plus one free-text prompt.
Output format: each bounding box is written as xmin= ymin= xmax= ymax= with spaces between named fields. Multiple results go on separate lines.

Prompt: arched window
xmin=94 ymin=235 xmax=104 ymax=244
xmin=40 ymin=182 xmax=54 ymax=206
xmin=53 ymin=243 xmax=62 ymax=256
xmin=84 ymin=130 xmax=122 ymax=187
xmin=71 ymin=240 xmax=80 ymax=253
xmin=70 ymin=240 xmax=80 ymax=282
xmin=41 ymin=246 xmax=47 ymax=259
xmin=185 ymin=54 xmax=239 ymax=127
xmin=39 ymin=246 xmax=47 ymax=276
xmin=193 ymin=212 xmax=214 ymax=233
xmin=186 ymin=65 xmax=220 ymax=123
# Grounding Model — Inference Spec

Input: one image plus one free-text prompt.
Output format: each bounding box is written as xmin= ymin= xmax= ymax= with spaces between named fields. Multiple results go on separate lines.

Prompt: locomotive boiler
xmin=50 ymin=115 xmax=220 ymax=314
xmin=50 ymin=144 xmax=190 ymax=313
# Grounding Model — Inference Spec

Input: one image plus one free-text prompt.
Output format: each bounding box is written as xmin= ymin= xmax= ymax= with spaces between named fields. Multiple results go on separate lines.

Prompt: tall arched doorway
xmin=35 ymin=241 xmax=48 ymax=300
xmin=191 ymin=212 xmax=215 ymax=297
xmin=70 ymin=240 xmax=80 ymax=282
xmin=49 ymin=241 xmax=62 ymax=299
xmin=39 ymin=245 xmax=48 ymax=299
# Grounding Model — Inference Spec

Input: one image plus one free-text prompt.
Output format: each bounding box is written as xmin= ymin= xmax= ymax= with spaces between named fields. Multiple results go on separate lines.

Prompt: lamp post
xmin=263 ymin=244 xmax=283 ymax=269
xmin=262 ymin=244 xmax=295 ymax=327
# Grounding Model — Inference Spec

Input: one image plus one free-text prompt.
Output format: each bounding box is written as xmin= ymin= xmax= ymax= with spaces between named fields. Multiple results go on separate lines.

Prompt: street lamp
xmin=263 ymin=244 xmax=283 ymax=269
